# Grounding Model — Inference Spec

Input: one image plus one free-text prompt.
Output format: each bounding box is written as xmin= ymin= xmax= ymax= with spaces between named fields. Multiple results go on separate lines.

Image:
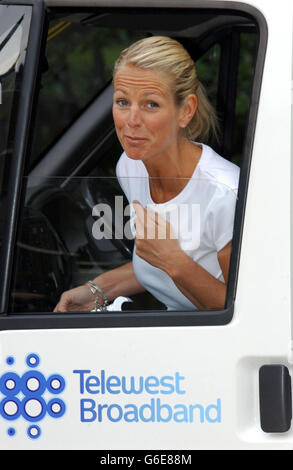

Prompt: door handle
xmin=259 ymin=364 xmax=292 ymax=432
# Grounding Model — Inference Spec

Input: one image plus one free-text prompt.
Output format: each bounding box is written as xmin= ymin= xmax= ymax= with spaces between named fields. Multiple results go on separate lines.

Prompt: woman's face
xmin=113 ymin=64 xmax=185 ymax=163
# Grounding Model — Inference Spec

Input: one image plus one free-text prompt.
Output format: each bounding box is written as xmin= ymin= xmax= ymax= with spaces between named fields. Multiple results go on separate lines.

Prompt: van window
xmin=0 ymin=5 xmax=32 ymax=265
xmin=7 ymin=7 xmax=264 ymax=326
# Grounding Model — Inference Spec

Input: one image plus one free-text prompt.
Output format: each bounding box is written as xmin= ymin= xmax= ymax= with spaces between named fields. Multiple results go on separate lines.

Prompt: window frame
xmin=0 ymin=1 xmax=268 ymax=330
xmin=0 ymin=0 xmax=46 ymax=313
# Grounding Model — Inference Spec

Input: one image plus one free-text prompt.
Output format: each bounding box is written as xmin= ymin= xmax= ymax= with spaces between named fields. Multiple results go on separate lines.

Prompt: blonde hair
xmin=113 ymin=36 xmax=219 ymax=143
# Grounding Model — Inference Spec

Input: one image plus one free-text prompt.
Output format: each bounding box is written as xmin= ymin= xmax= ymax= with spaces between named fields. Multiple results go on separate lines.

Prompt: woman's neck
xmin=144 ymin=139 xmax=202 ymax=204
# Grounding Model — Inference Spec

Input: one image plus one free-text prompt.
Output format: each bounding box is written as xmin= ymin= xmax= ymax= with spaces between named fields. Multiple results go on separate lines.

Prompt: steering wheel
xmin=80 ymin=175 xmax=134 ymax=261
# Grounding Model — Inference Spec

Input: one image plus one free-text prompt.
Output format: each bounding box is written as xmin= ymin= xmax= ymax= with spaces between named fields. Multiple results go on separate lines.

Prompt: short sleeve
xmin=115 ymin=152 xmax=131 ymax=203
xmin=207 ymin=187 xmax=238 ymax=252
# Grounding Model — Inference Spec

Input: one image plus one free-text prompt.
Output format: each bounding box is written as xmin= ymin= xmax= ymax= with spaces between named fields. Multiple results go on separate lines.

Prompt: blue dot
xmin=0 ymin=397 xmax=22 ymax=420
xmin=21 ymin=371 xmax=46 ymax=397
xmin=26 ymin=354 xmax=40 ymax=368
xmin=6 ymin=357 xmax=14 ymax=366
xmin=47 ymin=398 xmax=66 ymax=418
xmin=27 ymin=425 xmax=41 ymax=439
xmin=22 ymin=397 xmax=46 ymax=422
xmin=7 ymin=427 xmax=15 ymax=436
xmin=46 ymin=374 xmax=66 ymax=394
xmin=0 ymin=372 xmax=21 ymax=396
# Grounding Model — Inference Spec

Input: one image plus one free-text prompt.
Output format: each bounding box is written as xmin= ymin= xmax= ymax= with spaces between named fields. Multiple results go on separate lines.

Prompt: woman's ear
xmin=179 ymin=94 xmax=198 ymax=128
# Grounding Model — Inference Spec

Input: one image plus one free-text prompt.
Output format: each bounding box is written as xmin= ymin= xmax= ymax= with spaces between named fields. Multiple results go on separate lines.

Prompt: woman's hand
xmin=53 ymin=262 xmax=146 ymax=313
xmin=133 ymin=200 xmax=184 ymax=273
xmin=133 ymin=201 xmax=232 ymax=310
xmin=53 ymin=284 xmax=95 ymax=313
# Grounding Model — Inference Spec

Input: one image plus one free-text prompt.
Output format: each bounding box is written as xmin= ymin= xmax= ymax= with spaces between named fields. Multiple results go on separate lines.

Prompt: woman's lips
xmin=125 ymin=135 xmax=146 ymax=144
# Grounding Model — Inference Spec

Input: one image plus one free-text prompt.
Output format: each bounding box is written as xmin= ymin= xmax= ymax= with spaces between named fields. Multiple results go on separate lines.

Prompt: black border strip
xmin=0 ymin=0 xmax=268 ymax=330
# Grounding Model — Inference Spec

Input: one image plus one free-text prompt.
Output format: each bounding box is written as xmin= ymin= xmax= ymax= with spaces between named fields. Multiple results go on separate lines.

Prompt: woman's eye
xmin=116 ymin=99 xmax=128 ymax=107
xmin=147 ymin=102 xmax=159 ymax=109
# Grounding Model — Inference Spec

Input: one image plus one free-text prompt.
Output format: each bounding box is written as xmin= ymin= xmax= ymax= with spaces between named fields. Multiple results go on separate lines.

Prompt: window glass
xmin=196 ymin=43 xmax=220 ymax=110
xmin=8 ymin=10 xmax=259 ymax=317
xmin=232 ymin=32 xmax=258 ymax=165
xmin=0 ymin=5 xmax=31 ymax=264
xmin=30 ymin=20 xmax=146 ymax=166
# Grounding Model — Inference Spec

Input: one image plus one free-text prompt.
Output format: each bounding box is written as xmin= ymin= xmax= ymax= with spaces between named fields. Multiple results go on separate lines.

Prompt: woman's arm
xmin=164 ymin=242 xmax=231 ymax=310
xmin=133 ymin=201 xmax=231 ymax=310
xmin=54 ymin=261 xmax=145 ymax=312
xmin=92 ymin=261 xmax=146 ymax=302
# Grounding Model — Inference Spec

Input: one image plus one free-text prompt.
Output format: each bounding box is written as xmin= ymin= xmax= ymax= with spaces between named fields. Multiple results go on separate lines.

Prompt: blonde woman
xmin=54 ymin=36 xmax=239 ymax=313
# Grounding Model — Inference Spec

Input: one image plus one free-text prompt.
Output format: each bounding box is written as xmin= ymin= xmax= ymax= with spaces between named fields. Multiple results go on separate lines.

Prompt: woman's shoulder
xmin=198 ymin=143 xmax=240 ymax=192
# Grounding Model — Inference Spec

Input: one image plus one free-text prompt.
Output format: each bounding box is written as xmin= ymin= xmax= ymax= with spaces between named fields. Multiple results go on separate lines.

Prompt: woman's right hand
xmin=53 ymin=284 xmax=95 ymax=313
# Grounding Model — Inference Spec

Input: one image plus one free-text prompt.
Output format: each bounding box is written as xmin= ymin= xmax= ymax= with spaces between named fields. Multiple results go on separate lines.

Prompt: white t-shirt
xmin=116 ymin=143 xmax=239 ymax=311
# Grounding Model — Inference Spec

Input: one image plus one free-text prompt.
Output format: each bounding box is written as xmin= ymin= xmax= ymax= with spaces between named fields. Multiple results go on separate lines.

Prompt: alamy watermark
xmin=91 ymin=196 xmax=200 ymax=251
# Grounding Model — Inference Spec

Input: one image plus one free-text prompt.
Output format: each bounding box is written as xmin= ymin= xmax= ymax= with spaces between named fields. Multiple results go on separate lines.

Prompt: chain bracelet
xmin=87 ymin=280 xmax=109 ymax=312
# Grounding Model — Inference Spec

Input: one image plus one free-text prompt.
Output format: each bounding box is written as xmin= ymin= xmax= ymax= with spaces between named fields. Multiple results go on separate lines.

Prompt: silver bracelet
xmin=87 ymin=280 xmax=109 ymax=311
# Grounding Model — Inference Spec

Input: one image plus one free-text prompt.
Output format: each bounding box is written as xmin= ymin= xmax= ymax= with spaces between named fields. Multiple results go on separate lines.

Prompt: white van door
xmin=0 ymin=0 xmax=292 ymax=450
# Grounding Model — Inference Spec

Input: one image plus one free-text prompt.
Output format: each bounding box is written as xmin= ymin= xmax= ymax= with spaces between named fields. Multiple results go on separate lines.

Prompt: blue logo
xmin=0 ymin=353 xmax=66 ymax=439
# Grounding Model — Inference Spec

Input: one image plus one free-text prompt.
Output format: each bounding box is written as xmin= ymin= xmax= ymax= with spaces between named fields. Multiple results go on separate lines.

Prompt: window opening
xmin=5 ymin=7 xmax=264 ymax=328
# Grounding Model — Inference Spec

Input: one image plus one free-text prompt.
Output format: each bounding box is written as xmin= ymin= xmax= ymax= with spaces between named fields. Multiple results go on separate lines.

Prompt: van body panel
xmin=0 ymin=0 xmax=292 ymax=450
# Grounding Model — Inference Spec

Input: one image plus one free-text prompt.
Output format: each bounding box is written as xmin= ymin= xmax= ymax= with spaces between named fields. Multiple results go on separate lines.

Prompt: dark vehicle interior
xmin=8 ymin=7 xmax=259 ymax=313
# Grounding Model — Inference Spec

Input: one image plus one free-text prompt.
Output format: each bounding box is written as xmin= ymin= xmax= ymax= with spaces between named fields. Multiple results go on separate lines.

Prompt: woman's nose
xmin=127 ymin=105 xmax=142 ymax=127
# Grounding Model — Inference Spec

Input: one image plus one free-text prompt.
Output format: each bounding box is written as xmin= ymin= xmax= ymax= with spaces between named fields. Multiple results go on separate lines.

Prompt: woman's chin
xmin=124 ymin=148 xmax=146 ymax=160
